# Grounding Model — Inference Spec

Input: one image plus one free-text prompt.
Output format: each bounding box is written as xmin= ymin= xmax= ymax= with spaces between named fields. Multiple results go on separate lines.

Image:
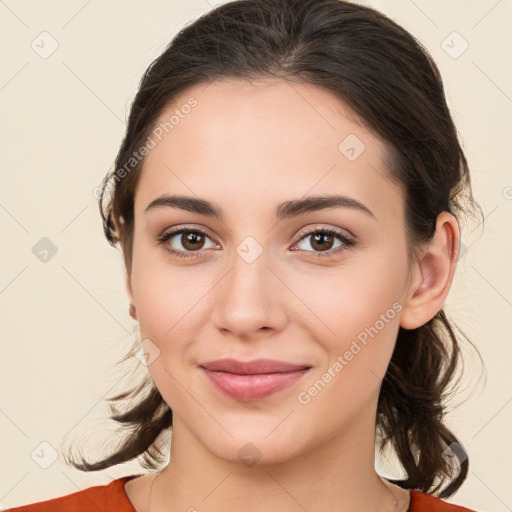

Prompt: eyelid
xmin=156 ymin=225 xmax=219 ymax=258
xmin=290 ymin=226 xmax=356 ymax=257
xmin=293 ymin=224 xmax=356 ymax=244
xmin=157 ymin=224 xmax=356 ymax=259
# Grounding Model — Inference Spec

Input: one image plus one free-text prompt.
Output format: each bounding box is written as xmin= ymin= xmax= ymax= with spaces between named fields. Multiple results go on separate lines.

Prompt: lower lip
xmin=201 ymin=368 xmax=310 ymax=401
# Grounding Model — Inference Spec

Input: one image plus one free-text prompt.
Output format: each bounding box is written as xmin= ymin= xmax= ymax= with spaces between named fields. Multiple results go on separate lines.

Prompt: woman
xmin=7 ymin=0 xmax=482 ymax=510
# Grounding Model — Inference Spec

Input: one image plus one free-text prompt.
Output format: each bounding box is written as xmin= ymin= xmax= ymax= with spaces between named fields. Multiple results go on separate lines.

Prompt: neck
xmin=149 ymin=403 xmax=405 ymax=512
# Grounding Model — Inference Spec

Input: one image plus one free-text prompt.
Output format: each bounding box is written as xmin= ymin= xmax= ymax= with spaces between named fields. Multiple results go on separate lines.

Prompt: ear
xmin=126 ymin=274 xmax=138 ymax=321
xmin=400 ymin=211 xmax=460 ymax=330
xmin=114 ymin=216 xmax=137 ymax=321
xmin=113 ymin=215 xmax=125 ymax=245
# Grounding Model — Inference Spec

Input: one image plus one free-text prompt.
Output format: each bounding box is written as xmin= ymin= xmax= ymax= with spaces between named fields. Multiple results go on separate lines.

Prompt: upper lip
xmin=200 ymin=358 xmax=311 ymax=375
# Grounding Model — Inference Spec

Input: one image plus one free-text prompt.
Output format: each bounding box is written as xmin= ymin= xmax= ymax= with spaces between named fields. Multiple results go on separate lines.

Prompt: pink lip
xmin=200 ymin=358 xmax=311 ymax=401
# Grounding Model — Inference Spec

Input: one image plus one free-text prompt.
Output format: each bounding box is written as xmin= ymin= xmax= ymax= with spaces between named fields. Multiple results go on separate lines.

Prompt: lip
xmin=200 ymin=358 xmax=311 ymax=401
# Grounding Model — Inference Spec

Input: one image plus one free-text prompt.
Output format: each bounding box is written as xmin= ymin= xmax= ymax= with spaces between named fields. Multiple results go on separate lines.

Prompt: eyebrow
xmin=144 ymin=194 xmax=375 ymax=220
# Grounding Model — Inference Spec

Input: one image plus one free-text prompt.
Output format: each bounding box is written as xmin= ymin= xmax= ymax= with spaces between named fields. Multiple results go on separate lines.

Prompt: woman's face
xmin=127 ymin=78 xmax=415 ymax=464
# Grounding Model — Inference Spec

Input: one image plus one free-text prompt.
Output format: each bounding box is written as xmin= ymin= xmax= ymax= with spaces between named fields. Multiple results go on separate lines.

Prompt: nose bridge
xmin=233 ymin=235 xmax=269 ymax=290
xmin=211 ymin=234 xmax=286 ymax=336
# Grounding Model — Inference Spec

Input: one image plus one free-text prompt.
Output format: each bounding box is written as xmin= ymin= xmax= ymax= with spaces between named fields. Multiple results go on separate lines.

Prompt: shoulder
xmin=2 ymin=476 xmax=140 ymax=512
xmin=409 ymin=489 xmax=477 ymax=512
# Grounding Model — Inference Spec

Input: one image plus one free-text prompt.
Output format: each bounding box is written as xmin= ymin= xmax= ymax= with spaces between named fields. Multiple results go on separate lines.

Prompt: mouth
xmin=200 ymin=358 xmax=312 ymax=401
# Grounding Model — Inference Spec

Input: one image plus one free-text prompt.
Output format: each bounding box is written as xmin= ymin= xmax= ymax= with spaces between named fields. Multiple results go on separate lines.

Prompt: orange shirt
xmin=4 ymin=475 xmax=477 ymax=511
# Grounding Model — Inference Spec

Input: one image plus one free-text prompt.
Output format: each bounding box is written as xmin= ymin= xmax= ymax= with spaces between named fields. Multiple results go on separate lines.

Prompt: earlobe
xmin=399 ymin=211 xmax=460 ymax=330
xmin=129 ymin=303 xmax=137 ymax=321
xmin=126 ymin=276 xmax=137 ymax=321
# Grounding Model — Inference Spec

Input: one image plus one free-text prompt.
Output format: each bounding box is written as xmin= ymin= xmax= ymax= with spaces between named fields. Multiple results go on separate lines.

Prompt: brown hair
xmin=64 ymin=0 xmax=484 ymax=498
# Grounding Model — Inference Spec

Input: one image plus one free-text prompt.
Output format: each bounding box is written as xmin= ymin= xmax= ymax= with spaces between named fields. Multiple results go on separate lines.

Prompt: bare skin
xmin=122 ymin=78 xmax=459 ymax=512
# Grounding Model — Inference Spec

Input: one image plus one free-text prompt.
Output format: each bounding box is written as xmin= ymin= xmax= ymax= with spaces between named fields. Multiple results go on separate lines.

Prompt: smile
xmin=199 ymin=358 xmax=312 ymax=401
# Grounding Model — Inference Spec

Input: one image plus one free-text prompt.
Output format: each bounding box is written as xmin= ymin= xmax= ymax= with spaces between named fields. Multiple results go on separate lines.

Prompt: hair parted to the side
xmin=63 ymin=0 xmax=484 ymax=498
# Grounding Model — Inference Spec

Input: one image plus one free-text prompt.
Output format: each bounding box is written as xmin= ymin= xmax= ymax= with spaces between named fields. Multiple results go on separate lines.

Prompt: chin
xmin=203 ymin=428 xmax=307 ymax=467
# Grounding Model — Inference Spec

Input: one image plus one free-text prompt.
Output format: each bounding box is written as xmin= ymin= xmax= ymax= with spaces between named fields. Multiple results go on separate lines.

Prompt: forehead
xmin=135 ymin=78 xmax=403 ymax=221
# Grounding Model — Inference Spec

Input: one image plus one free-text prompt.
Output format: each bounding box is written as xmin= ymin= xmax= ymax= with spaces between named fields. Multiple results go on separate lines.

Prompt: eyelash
xmin=156 ymin=226 xmax=356 ymax=260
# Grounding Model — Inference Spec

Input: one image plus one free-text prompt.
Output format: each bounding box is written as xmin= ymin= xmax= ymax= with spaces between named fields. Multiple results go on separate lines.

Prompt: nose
xmin=211 ymin=249 xmax=288 ymax=340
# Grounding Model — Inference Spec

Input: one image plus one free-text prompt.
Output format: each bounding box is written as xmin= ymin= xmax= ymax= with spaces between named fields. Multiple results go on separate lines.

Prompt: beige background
xmin=1 ymin=0 xmax=511 ymax=510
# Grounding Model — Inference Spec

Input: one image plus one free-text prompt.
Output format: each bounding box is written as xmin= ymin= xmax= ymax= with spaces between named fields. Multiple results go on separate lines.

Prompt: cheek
xmin=291 ymin=249 xmax=407 ymax=377
xmin=129 ymin=256 xmax=204 ymax=411
xmin=130 ymin=237 xmax=206 ymax=338
xmin=299 ymin=255 xmax=404 ymax=329
xmin=292 ymin=265 xmax=404 ymax=425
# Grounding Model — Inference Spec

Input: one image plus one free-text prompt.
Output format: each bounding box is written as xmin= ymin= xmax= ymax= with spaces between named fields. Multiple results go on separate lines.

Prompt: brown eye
xmin=293 ymin=228 xmax=356 ymax=258
xmin=309 ymin=232 xmax=335 ymax=252
xmin=157 ymin=228 xmax=218 ymax=258
xmin=181 ymin=231 xmax=206 ymax=251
